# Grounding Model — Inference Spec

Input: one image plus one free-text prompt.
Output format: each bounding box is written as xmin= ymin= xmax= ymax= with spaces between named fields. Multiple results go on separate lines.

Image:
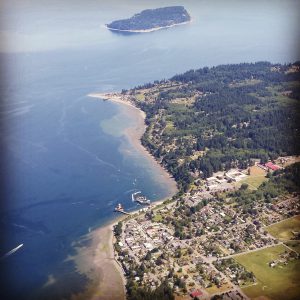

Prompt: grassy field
xmin=135 ymin=92 xmax=145 ymax=101
xmin=165 ymin=121 xmax=175 ymax=132
xmin=205 ymin=282 xmax=232 ymax=295
xmin=266 ymin=215 xmax=300 ymax=240
xmin=236 ymin=166 xmax=267 ymax=190
xmin=235 ymin=245 xmax=300 ymax=300
xmin=152 ymin=214 xmax=163 ymax=222
xmin=266 ymin=85 xmax=300 ymax=106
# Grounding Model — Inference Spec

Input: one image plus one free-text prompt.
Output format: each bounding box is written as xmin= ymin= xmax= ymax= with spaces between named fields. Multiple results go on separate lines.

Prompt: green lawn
xmin=152 ymin=214 xmax=163 ymax=222
xmin=235 ymin=245 xmax=300 ymax=300
xmin=205 ymin=282 xmax=232 ymax=295
xmin=266 ymin=215 xmax=300 ymax=241
xmin=235 ymin=166 xmax=267 ymax=190
xmin=135 ymin=93 xmax=145 ymax=101
xmin=266 ymin=85 xmax=300 ymax=106
xmin=239 ymin=175 xmax=268 ymax=190
xmin=164 ymin=121 xmax=175 ymax=134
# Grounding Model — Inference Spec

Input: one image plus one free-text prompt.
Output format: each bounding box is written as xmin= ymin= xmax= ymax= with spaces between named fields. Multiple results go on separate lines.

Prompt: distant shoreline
xmin=105 ymin=19 xmax=191 ymax=33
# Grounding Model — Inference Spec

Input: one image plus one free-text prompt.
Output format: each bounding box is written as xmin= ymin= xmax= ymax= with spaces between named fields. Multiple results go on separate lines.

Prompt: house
xmin=190 ymin=289 xmax=203 ymax=298
xmin=265 ymin=162 xmax=281 ymax=171
xmin=144 ymin=242 xmax=154 ymax=251
xmin=225 ymin=170 xmax=247 ymax=182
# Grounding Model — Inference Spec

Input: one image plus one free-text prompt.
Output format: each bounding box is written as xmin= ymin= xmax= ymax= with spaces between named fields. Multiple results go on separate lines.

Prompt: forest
xmin=125 ymin=62 xmax=300 ymax=191
xmin=107 ymin=6 xmax=190 ymax=31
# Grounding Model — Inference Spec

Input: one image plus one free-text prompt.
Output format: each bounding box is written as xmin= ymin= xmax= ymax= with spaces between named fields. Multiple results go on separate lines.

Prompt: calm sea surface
xmin=1 ymin=0 xmax=299 ymax=298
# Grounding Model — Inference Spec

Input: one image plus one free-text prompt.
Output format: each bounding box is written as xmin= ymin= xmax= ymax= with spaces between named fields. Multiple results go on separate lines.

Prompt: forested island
xmin=106 ymin=6 xmax=191 ymax=32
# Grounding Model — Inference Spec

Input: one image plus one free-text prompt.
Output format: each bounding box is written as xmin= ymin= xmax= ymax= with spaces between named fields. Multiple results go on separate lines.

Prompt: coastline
xmin=105 ymin=19 xmax=191 ymax=33
xmin=71 ymin=217 xmax=126 ymax=300
xmin=88 ymin=93 xmax=144 ymax=116
xmin=72 ymin=92 xmax=178 ymax=299
xmin=88 ymin=92 xmax=177 ymax=195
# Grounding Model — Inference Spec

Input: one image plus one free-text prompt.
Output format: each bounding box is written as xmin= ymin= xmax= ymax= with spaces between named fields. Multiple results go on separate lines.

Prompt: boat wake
xmin=1 ymin=244 xmax=23 ymax=260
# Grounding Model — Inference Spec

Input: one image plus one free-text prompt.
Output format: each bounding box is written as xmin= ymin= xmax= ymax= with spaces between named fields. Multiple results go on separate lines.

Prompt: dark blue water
xmin=1 ymin=0 xmax=300 ymax=299
xmin=1 ymin=50 xmax=176 ymax=299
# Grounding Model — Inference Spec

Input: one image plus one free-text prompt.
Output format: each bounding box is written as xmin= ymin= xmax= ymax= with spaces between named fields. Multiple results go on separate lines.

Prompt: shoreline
xmin=88 ymin=92 xmax=177 ymax=193
xmin=105 ymin=19 xmax=191 ymax=33
xmin=88 ymin=93 xmax=144 ymax=116
xmin=71 ymin=216 xmax=126 ymax=300
xmin=72 ymin=92 xmax=178 ymax=299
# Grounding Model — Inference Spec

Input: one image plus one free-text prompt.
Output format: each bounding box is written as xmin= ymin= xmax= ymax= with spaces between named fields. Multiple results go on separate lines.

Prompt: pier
xmin=114 ymin=203 xmax=131 ymax=215
xmin=115 ymin=209 xmax=131 ymax=215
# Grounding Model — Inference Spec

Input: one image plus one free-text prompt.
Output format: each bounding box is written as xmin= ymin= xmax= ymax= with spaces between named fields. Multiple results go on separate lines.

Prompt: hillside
xmin=121 ymin=62 xmax=300 ymax=191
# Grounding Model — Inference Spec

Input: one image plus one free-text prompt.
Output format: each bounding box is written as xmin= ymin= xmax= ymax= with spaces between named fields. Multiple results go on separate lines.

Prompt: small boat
xmin=114 ymin=203 xmax=124 ymax=212
xmin=132 ymin=191 xmax=151 ymax=205
xmin=114 ymin=203 xmax=130 ymax=215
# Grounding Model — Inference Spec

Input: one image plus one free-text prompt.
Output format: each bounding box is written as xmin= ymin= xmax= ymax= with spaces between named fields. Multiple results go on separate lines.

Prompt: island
xmin=106 ymin=6 xmax=191 ymax=33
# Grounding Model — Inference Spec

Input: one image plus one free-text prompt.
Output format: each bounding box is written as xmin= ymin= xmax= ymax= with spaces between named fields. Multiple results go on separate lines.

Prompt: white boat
xmin=114 ymin=203 xmax=124 ymax=212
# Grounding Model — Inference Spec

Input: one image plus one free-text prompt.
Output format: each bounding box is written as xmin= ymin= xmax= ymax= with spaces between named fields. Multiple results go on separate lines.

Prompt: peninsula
xmin=80 ymin=62 xmax=300 ymax=300
xmin=101 ymin=62 xmax=300 ymax=300
xmin=106 ymin=6 xmax=191 ymax=33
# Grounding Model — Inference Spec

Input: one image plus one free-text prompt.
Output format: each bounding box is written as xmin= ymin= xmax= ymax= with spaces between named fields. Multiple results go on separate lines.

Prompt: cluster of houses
xmin=273 ymin=196 xmax=300 ymax=218
xmin=204 ymin=161 xmax=283 ymax=193
xmin=193 ymin=263 xmax=226 ymax=289
xmin=216 ymin=290 xmax=248 ymax=300
xmin=213 ymin=259 xmax=255 ymax=286
xmin=204 ymin=169 xmax=248 ymax=192
xmin=258 ymin=196 xmax=300 ymax=225
xmin=120 ymin=219 xmax=174 ymax=263
xmin=181 ymin=201 xmax=275 ymax=257
xmin=114 ymin=159 xmax=299 ymax=299
xmin=269 ymin=250 xmax=299 ymax=268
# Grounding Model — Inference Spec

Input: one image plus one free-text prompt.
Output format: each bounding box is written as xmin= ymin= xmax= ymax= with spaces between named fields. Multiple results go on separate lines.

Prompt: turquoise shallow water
xmin=0 ymin=0 xmax=299 ymax=299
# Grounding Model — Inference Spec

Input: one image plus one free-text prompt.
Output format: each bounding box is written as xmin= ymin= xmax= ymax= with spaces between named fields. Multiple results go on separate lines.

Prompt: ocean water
xmin=0 ymin=0 xmax=300 ymax=299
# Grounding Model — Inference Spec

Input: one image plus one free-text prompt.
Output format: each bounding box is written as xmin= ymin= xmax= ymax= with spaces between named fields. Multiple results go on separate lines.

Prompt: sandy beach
xmin=72 ymin=92 xmax=178 ymax=300
xmin=71 ymin=218 xmax=126 ymax=300
xmin=105 ymin=19 xmax=191 ymax=33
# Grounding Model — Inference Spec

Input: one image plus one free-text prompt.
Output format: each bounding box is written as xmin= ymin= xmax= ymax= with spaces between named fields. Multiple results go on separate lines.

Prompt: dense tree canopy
xmin=107 ymin=6 xmax=190 ymax=31
xmin=126 ymin=62 xmax=300 ymax=190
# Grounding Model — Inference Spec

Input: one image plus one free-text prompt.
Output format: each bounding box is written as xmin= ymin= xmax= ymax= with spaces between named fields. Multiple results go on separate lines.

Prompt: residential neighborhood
xmin=113 ymin=158 xmax=300 ymax=299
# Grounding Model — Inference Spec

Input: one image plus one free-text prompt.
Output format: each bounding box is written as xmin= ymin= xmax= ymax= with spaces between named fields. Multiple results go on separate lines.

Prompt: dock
xmin=115 ymin=209 xmax=131 ymax=215
xmin=114 ymin=203 xmax=131 ymax=215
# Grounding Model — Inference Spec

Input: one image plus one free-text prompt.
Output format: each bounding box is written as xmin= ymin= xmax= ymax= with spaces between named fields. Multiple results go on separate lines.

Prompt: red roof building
xmin=265 ymin=162 xmax=280 ymax=171
xmin=190 ymin=289 xmax=203 ymax=298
